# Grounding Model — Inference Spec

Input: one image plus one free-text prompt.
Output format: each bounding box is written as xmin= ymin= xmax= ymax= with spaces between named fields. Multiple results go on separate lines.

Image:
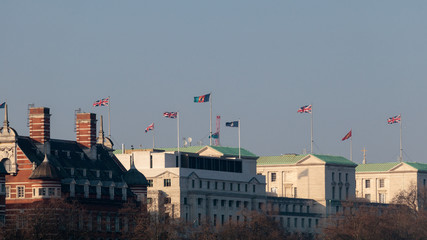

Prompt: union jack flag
xmin=388 ymin=115 xmax=401 ymax=124
xmin=93 ymin=97 xmax=109 ymax=107
xmin=297 ymin=105 xmax=312 ymax=113
xmin=145 ymin=123 xmax=154 ymax=133
xmin=163 ymin=112 xmax=178 ymax=119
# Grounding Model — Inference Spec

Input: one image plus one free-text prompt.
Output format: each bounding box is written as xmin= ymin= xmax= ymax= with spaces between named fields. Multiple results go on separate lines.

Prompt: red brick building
xmin=0 ymin=104 xmax=148 ymax=238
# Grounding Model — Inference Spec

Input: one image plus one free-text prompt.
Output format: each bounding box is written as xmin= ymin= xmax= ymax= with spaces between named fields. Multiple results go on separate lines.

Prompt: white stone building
xmin=356 ymin=162 xmax=427 ymax=204
xmin=115 ymin=146 xmax=266 ymax=226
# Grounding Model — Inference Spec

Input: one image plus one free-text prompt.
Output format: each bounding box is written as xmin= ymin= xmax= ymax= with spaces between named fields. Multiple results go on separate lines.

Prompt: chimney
xmin=29 ymin=107 xmax=51 ymax=144
xmin=76 ymin=113 xmax=97 ymax=148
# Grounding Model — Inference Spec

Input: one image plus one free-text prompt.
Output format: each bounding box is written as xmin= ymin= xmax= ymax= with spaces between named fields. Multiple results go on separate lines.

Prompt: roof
xmin=312 ymin=154 xmax=357 ymax=167
xmin=257 ymin=154 xmax=357 ymax=166
xmin=257 ymin=154 xmax=307 ymax=165
xmin=356 ymin=162 xmax=400 ymax=172
xmin=123 ymin=168 xmax=149 ymax=186
xmin=127 ymin=145 xmax=258 ymax=158
xmin=29 ymin=154 xmax=61 ymax=180
xmin=356 ymin=162 xmax=427 ymax=173
xmin=17 ymin=136 xmax=127 ymax=182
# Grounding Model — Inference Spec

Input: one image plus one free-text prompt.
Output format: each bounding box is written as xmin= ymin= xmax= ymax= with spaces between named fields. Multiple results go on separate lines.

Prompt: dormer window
xmin=84 ymin=184 xmax=89 ymax=198
xmin=66 ymin=151 xmax=71 ymax=158
xmin=83 ymin=169 xmax=87 ymax=177
xmin=71 ymin=168 xmax=75 ymax=176
xmin=109 ymin=171 xmax=112 ymax=179
xmin=122 ymin=187 xmax=127 ymax=201
xmin=96 ymin=170 xmax=100 ymax=178
xmin=70 ymin=182 xmax=75 ymax=197
xmin=96 ymin=184 xmax=101 ymax=199
xmin=109 ymin=186 xmax=114 ymax=200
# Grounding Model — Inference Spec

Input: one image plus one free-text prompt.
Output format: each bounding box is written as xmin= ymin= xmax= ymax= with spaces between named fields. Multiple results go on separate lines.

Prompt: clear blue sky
xmin=1 ymin=1 xmax=427 ymax=164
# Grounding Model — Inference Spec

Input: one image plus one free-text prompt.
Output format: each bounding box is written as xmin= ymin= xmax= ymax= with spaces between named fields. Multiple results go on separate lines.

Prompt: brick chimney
xmin=76 ymin=113 xmax=97 ymax=149
xmin=29 ymin=107 xmax=51 ymax=144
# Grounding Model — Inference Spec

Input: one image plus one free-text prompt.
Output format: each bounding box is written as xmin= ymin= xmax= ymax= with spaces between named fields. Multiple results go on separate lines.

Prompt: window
xmin=199 ymin=180 xmax=202 ymax=188
xmin=0 ymin=183 xmax=4 ymax=194
xmin=213 ymin=199 xmax=218 ymax=207
xmin=379 ymin=179 xmax=385 ymax=188
xmin=346 ymin=187 xmax=349 ymax=200
xmin=17 ymin=186 xmax=25 ymax=198
xmin=237 ymin=184 xmax=240 ymax=192
xmin=365 ymin=194 xmax=371 ymax=201
xmin=379 ymin=193 xmax=386 ymax=203
xmin=207 ymin=181 xmax=210 ymax=189
xmin=198 ymin=198 xmax=203 ymax=206
xmin=6 ymin=186 xmax=10 ymax=198
xmin=115 ymin=216 xmax=120 ymax=232
xmin=48 ymin=187 xmax=55 ymax=196
xmin=253 ymin=185 xmax=256 ymax=193
xmin=183 ymin=197 xmax=187 ymax=205
xmin=244 ymin=201 xmax=249 ymax=208
xmin=221 ymin=215 xmax=225 ymax=225
xmin=339 ymin=173 xmax=342 ymax=182
xmin=228 ymin=200 xmax=233 ymax=208
xmin=229 ymin=183 xmax=233 ymax=191
xmin=365 ymin=179 xmax=370 ymax=188
xmin=345 ymin=173 xmax=348 ymax=182
xmin=245 ymin=184 xmax=248 ymax=192
xmin=164 ymin=179 xmax=171 ymax=187
xmin=198 ymin=213 xmax=201 ymax=225
xmin=221 ymin=200 xmax=226 ymax=207
xmin=150 ymin=155 xmax=153 ymax=168
xmin=106 ymin=216 xmax=111 ymax=232
xmin=192 ymin=180 xmax=195 ymax=188
xmin=287 ymin=217 xmax=291 ymax=228
xmin=213 ymin=214 xmax=217 ymax=226
xmin=308 ymin=218 xmax=312 ymax=228
xmin=164 ymin=197 xmax=171 ymax=204
xmin=38 ymin=188 xmax=46 ymax=196
xmin=97 ymin=215 xmax=102 ymax=231
xmin=215 ymin=182 xmax=218 ymax=190
xmin=294 ymin=187 xmax=297 ymax=198
xmin=148 ymin=180 xmax=153 ymax=187
xmin=301 ymin=218 xmax=305 ymax=228
xmin=236 ymin=201 xmax=241 ymax=208
xmin=307 ymin=206 xmax=310 ymax=213
xmin=271 ymin=172 xmax=277 ymax=182
xmin=332 ymin=172 xmax=335 ymax=182
xmin=176 ymin=156 xmax=179 ymax=167
xmin=339 ymin=187 xmax=342 ymax=200
xmin=332 ymin=187 xmax=335 ymax=200
xmin=223 ymin=182 xmax=226 ymax=190
xmin=294 ymin=218 xmax=297 ymax=228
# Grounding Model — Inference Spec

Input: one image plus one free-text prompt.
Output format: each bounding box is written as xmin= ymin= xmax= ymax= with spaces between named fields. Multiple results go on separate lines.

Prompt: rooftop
xmin=257 ymin=154 xmax=357 ymax=167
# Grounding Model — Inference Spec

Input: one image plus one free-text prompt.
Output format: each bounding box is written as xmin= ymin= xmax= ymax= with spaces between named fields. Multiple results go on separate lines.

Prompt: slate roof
xmin=17 ymin=136 xmax=127 ymax=183
xmin=257 ymin=154 xmax=357 ymax=167
xmin=123 ymin=168 xmax=149 ymax=186
xmin=29 ymin=154 xmax=61 ymax=180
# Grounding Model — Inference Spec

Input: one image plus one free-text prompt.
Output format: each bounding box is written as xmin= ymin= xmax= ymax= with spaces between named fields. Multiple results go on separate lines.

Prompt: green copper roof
xmin=356 ymin=162 xmax=400 ymax=172
xmin=357 ymin=162 xmax=427 ymax=173
xmin=257 ymin=154 xmax=357 ymax=166
xmin=209 ymin=146 xmax=258 ymax=158
xmin=160 ymin=146 xmax=204 ymax=154
xmin=257 ymin=154 xmax=308 ymax=165
xmin=312 ymin=154 xmax=357 ymax=166
xmin=405 ymin=162 xmax=427 ymax=172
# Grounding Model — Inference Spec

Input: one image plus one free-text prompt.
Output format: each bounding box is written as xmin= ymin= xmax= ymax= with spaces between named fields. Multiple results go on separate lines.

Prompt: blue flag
xmin=226 ymin=121 xmax=239 ymax=127
xmin=0 ymin=102 xmax=5 ymax=109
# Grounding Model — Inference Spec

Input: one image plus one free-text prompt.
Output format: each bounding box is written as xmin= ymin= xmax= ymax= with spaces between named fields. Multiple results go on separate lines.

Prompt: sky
xmin=1 ymin=1 xmax=427 ymax=164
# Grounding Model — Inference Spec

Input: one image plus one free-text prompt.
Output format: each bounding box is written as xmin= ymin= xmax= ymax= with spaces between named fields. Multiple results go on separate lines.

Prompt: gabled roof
xmin=159 ymin=145 xmax=258 ymax=158
xmin=356 ymin=162 xmax=400 ymax=172
xmin=257 ymin=154 xmax=307 ymax=165
xmin=356 ymin=162 xmax=427 ymax=173
xmin=312 ymin=154 xmax=357 ymax=167
xmin=257 ymin=154 xmax=357 ymax=167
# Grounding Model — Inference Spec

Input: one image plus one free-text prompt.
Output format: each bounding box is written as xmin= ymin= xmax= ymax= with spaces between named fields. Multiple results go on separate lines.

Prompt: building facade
xmin=115 ymin=146 xmax=266 ymax=227
xmin=257 ymin=154 xmax=357 ymax=218
xmin=356 ymin=162 xmax=427 ymax=204
xmin=0 ymin=105 xmax=148 ymax=238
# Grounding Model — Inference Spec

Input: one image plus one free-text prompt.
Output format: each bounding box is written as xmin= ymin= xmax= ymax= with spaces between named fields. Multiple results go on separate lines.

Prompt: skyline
xmin=1 ymin=1 xmax=427 ymax=164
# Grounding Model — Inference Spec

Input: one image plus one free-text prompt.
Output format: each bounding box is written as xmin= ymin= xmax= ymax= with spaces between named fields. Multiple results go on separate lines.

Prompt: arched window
xmin=1 ymin=158 xmax=11 ymax=172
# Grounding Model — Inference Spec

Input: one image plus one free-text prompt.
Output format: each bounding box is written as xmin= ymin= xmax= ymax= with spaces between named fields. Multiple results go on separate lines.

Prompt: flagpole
xmin=108 ymin=96 xmax=111 ymax=138
xmin=177 ymin=112 xmax=180 ymax=154
xmin=238 ymin=119 xmax=241 ymax=159
xmin=210 ymin=93 xmax=212 ymax=146
xmin=153 ymin=129 xmax=155 ymax=149
xmin=350 ymin=133 xmax=353 ymax=162
xmin=400 ymin=114 xmax=402 ymax=162
xmin=310 ymin=104 xmax=313 ymax=154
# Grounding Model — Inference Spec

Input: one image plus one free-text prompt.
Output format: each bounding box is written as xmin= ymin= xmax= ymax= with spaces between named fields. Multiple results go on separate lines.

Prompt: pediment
xmin=154 ymin=171 xmax=180 ymax=179
xmin=296 ymin=155 xmax=325 ymax=165
xmin=389 ymin=163 xmax=417 ymax=172
xmin=187 ymin=172 xmax=200 ymax=179
xmin=249 ymin=177 xmax=261 ymax=184
xmin=197 ymin=146 xmax=223 ymax=157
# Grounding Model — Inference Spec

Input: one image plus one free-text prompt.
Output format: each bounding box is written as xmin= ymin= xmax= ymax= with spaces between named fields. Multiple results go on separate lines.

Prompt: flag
xmin=297 ymin=105 xmax=312 ymax=113
xmin=209 ymin=132 xmax=219 ymax=139
xmin=194 ymin=93 xmax=210 ymax=103
xmin=0 ymin=102 xmax=5 ymax=109
xmin=226 ymin=121 xmax=239 ymax=127
xmin=145 ymin=123 xmax=154 ymax=133
xmin=93 ymin=97 xmax=109 ymax=107
xmin=163 ymin=112 xmax=178 ymax=119
xmin=342 ymin=130 xmax=352 ymax=141
xmin=388 ymin=115 xmax=401 ymax=124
